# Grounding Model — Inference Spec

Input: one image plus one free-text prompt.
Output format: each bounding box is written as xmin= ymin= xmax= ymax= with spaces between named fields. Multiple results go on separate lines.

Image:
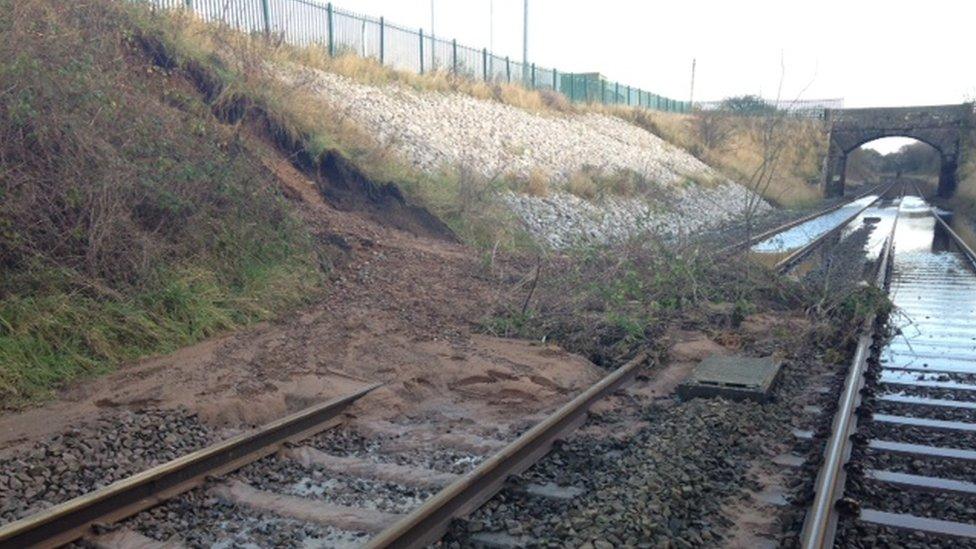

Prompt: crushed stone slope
xmin=281 ymin=67 xmax=769 ymax=246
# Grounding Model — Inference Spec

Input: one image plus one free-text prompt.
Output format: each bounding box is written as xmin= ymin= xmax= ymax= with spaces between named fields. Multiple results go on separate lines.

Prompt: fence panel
xmin=385 ymin=22 xmax=420 ymax=74
xmin=456 ymin=44 xmax=480 ymax=80
xmin=145 ymin=0 xmax=697 ymax=114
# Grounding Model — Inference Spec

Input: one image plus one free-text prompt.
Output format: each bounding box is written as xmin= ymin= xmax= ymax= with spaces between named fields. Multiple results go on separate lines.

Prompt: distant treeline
xmin=847 ymin=141 xmax=941 ymax=181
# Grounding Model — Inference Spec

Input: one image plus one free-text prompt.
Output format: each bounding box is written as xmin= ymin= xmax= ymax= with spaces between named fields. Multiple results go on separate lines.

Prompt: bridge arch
xmin=823 ymin=104 xmax=973 ymax=198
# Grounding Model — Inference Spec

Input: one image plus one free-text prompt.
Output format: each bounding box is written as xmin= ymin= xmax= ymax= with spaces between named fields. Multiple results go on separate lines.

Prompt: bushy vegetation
xmin=847 ymin=141 xmax=941 ymax=184
xmin=954 ymin=134 xmax=976 ymax=220
xmin=483 ymin=239 xmax=808 ymax=365
xmin=0 ymin=0 xmax=322 ymax=405
xmin=484 ymin=236 xmax=891 ymax=367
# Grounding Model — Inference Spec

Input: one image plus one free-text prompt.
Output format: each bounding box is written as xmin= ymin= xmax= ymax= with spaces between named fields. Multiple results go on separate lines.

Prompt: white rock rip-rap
xmin=282 ymin=67 xmax=769 ymax=247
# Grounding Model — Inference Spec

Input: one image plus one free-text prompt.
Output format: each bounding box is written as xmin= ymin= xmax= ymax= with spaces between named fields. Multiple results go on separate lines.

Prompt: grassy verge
xmin=0 ymin=0 xmax=321 ymax=406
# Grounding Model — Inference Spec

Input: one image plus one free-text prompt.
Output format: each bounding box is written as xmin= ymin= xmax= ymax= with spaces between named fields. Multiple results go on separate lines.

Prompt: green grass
xmin=0 ymin=0 xmax=323 ymax=406
xmin=0 ymin=259 xmax=319 ymax=404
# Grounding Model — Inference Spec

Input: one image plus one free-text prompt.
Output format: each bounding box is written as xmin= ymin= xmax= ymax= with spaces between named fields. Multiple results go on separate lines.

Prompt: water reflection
xmin=880 ymin=194 xmax=976 ymax=393
xmin=750 ymin=195 xmax=879 ymax=253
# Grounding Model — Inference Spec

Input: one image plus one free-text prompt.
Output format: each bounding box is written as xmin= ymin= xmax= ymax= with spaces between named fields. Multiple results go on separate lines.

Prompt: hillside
xmin=0 ymin=0 xmax=821 ymax=406
xmin=0 ymin=0 xmax=326 ymax=404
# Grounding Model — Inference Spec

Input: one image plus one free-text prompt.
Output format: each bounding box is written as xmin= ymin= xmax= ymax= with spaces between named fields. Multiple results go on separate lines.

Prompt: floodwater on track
xmin=750 ymin=194 xmax=880 ymax=254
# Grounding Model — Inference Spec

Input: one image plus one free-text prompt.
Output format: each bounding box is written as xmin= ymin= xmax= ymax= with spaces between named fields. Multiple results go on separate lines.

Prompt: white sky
xmin=334 ymin=0 xmax=976 ymax=153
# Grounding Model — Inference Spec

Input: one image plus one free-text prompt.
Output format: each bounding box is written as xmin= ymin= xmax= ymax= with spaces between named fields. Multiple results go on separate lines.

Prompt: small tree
xmin=720 ymin=95 xmax=778 ymax=116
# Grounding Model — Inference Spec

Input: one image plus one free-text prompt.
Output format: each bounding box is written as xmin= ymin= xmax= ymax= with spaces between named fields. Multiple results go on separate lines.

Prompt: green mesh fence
xmin=146 ymin=0 xmax=691 ymax=113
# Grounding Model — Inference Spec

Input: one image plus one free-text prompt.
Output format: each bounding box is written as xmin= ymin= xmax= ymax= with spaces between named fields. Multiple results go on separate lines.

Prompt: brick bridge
xmin=823 ymin=104 xmax=974 ymax=197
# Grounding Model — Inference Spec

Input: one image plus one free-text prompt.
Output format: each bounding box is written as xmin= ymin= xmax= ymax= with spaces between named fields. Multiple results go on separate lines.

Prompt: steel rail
xmin=720 ymin=181 xmax=889 ymax=256
xmin=364 ymin=352 xmax=649 ymax=549
xmin=773 ymin=181 xmax=897 ymax=274
xmin=0 ymin=384 xmax=380 ymax=549
xmin=908 ymin=180 xmax=976 ymax=269
xmin=799 ymin=187 xmax=902 ymax=549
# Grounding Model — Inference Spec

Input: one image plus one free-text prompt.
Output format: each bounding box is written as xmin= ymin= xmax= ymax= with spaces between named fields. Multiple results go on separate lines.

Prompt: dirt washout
xmin=0 ymin=109 xmax=601 ymax=455
xmin=136 ymin=32 xmax=455 ymax=243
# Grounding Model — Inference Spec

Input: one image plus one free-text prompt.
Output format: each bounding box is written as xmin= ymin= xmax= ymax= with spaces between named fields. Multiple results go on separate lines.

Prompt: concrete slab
xmin=677 ymin=355 xmax=782 ymax=403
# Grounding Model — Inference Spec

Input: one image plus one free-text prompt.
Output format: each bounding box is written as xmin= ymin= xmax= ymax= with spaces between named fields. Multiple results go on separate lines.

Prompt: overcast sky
xmin=333 ymin=0 xmax=975 ymax=152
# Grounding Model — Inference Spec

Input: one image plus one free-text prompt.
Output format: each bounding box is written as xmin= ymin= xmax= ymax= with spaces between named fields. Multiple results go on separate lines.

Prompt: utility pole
xmin=522 ymin=0 xmax=528 ymax=81
xmin=430 ymin=0 xmax=435 ymax=69
xmin=689 ymin=58 xmax=696 ymax=108
xmin=489 ymin=0 xmax=494 ymax=53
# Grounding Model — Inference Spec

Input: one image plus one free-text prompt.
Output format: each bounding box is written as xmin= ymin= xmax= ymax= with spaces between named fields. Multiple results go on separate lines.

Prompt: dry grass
xmin=0 ymin=0 xmax=321 ymax=405
xmin=273 ymin=42 xmax=576 ymax=115
xmin=520 ymin=170 xmax=551 ymax=197
xmin=565 ymin=170 xmax=599 ymax=200
xmin=601 ymin=107 xmax=826 ymax=207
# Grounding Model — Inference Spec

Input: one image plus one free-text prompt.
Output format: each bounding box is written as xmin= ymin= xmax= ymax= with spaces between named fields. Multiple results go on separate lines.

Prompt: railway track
xmin=800 ymin=186 xmax=976 ymax=547
xmin=5 ymin=184 xmax=972 ymax=548
xmin=768 ymin=181 xmax=898 ymax=274
xmin=720 ymin=181 xmax=891 ymax=256
xmin=0 ymin=352 xmax=651 ymax=548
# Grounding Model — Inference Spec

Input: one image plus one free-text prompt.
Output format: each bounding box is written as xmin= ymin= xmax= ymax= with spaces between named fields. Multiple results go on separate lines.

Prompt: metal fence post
xmin=505 ymin=56 xmax=510 ymax=83
xmin=552 ymin=69 xmax=557 ymax=92
xmin=626 ymin=85 xmax=631 ymax=106
xmin=419 ymin=28 xmax=425 ymax=74
xmin=530 ymin=63 xmax=535 ymax=89
xmin=614 ymin=82 xmax=619 ymax=104
xmin=261 ymin=0 xmax=271 ymax=36
xmin=601 ymin=79 xmax=606 ymax=104
xmin=379 ymin=17 xmax=385 ymax=65
xmin=327 ymin=3 xmax=334 ymax=56
xmin=482 ymin=48 xmax=488 ymax=81
xmin=570 ymin=73 xmax=575 ymax=101
xmin=452 ymin=39 xmax=458 ymax=75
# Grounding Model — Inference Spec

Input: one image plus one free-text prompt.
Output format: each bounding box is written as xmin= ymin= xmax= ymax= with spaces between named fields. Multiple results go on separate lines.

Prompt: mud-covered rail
xmin=0 ymin=385 xmax=379 ymax=549
xmin=364 ymin=353 xmax=648 ymax=549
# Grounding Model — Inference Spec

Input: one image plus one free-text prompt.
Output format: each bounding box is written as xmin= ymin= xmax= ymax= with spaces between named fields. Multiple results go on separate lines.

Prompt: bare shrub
xmin=692 ymin=111 xmax=734 ymax=152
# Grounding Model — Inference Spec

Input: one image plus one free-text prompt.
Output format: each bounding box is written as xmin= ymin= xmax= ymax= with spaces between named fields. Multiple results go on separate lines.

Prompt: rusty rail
xmin=0 ymin=384 xmax=379 ymax=549
xmin=365 ymin=353 xmax=649 ymax=549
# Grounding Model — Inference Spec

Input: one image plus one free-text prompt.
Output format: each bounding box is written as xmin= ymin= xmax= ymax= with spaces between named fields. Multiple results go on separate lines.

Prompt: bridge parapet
xmin=823 ymin=103 xmax=974 ymax=198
